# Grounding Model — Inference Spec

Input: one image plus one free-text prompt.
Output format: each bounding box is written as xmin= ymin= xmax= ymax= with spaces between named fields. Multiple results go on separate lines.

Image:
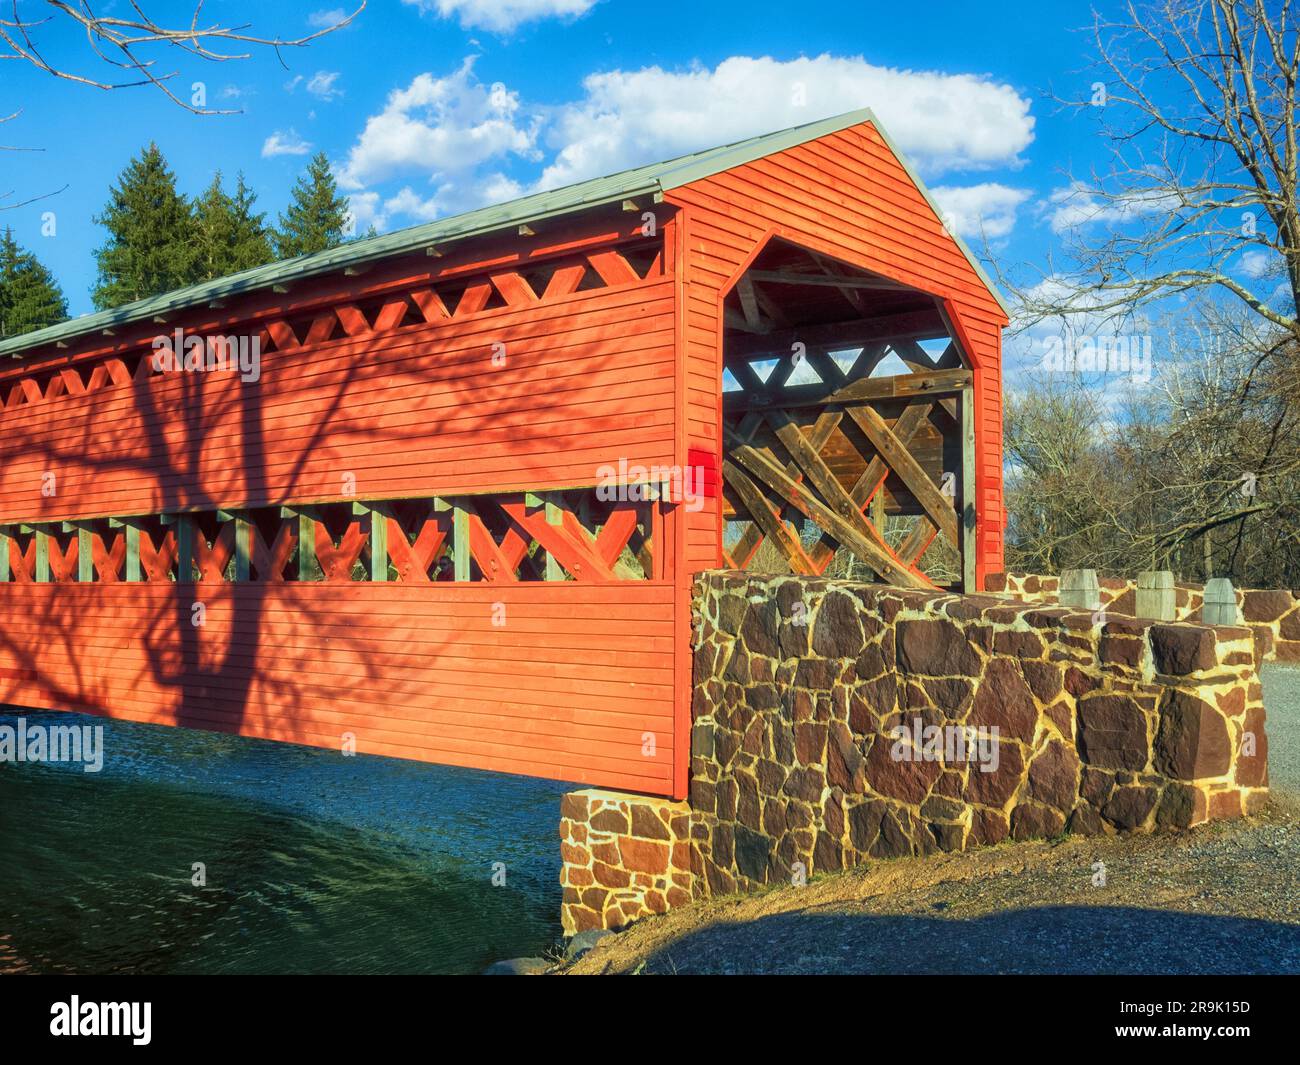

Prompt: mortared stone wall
xmin=559 ymin=570 xmax=1270 ymax=934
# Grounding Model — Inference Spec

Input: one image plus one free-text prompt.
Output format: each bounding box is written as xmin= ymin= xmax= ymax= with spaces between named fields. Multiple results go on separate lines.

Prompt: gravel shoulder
xmin=563 ymin=665 xmax=1300 ymax=976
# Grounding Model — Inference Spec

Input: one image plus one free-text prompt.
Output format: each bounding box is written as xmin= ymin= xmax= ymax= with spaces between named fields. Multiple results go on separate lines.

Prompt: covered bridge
xmin=0 ymin=108 xmax=1009 ymax=799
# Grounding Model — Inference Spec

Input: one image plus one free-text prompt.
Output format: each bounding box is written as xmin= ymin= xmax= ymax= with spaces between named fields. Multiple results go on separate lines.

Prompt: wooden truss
xmin=0 ymin=241 xmax=663 ymax=412
xmin=722 ymin=335 xmax=977 ymax=591
xmin=0 ymin=489 xmax=663 ymax=585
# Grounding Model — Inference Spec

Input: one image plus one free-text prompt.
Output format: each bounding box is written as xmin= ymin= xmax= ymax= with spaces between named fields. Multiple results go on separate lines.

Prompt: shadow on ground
xmin=624 ymin=905 xmax=1300 ymax=975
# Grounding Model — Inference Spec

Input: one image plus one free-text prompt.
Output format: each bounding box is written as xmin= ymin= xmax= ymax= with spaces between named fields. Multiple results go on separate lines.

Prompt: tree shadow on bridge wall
xmin=621 ymin=906 xmax=1300 ymax=975
xmin=0 ymin=308 xmax=505 ymax=752
xmin=0 ymin=260 xmax=666 ymax=772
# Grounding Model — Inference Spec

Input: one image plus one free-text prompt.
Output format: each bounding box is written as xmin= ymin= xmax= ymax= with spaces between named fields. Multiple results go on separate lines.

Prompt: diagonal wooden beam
xmin=764 ymin=410 xmax=923 ymax=587
xmin=490 ymin=271 xmax=540 ymax=308
xmin=586 ymin=249 xmax=640 ymax=287
xmin=736 ymin=275 xmax=764 ymax=332
xmin=410 ymin=287 xmax=451 ymax=322
xmin=373 ymin=297 xmax=411 ymax=332
xmin=727 ymin=439 xmax=931 ymax=589
xmin=462 ymin=499 xmax=518 ymax=582
xmin=498 ymin=499 xmax=617 ymax=582
xmin=729 ymin=410 xmax=841 ymax=569
xmin=721 ymin=460 xmax=817 ymax=576
xmin=544 ymin=263 xmax=587 ymax=299
xmin=455 ymin=281 xmax=493 ymax=316
xmin=841 ymin=401 xmax=960 ymax=550
xmin=896 ymin=518 xmax=938 ymax=567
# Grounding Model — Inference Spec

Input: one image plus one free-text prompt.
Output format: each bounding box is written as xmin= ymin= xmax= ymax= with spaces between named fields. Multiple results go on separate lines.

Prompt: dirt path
xmin=564 ymin=665 xmax=1300 ymax=976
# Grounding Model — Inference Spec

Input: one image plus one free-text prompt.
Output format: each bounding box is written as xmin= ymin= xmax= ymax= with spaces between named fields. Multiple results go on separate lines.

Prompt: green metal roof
xmin=0 ymin=107 xmax=1008 ymax=360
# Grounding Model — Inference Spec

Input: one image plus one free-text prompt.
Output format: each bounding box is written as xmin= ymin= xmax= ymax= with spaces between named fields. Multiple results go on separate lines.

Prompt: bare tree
xmin=1012 ymin=0 xmax=1298 ymax=345
xmin=1 ymin=2 xmax=364 ymax=115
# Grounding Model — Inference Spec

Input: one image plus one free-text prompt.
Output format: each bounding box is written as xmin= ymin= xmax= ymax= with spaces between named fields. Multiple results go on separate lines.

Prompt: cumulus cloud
xmin=930 ymin=183 xmax=1030 ymax=240
xmin=262 ymin=129 xmax=312 ymax=158
xmin=1044 ymin=180 xmax=1178 ymax=234
xmin=538 ymin=56 xmax=1034 ymax=190
xmin=402 ymin=0 xmax=598 ymax=33
xmin=1238 ymin=248 xmax=1281 ymax=279
xmin=338 ymin=57 xmax=538 ymax=194
xmin=339 ymin=54 xmax=1034 ymax=231
xmin=308 ymin=8 xmax=349 ymax=28
xmin=306 ymin=71 xmax=344 ymax=101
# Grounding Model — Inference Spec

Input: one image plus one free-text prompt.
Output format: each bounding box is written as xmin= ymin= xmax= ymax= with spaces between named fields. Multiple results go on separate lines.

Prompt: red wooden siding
xmin=0 ymin=278 xmax=676 ymax=525
xmin=667 ymin=120 xmax=1008 ymax=585
xmin=0 ymin=583 xmax=674 ymax=793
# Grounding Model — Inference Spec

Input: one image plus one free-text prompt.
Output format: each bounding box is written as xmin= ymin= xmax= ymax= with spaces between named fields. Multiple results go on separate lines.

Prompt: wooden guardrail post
xmin=110 ymin=518 xmax=143 ymax=582
xmin=1136 ymin=570 xmax=1175 ymax=621
xmin=161 ymin=513 xmax=194 ymax=583
xmin=1059 ymin=568 xmax=1100 ymax=610
xmin=22 ymin=524 xmax=51 ymax=583
xmin=1202 ymin=577 xmax=1240 ymax=625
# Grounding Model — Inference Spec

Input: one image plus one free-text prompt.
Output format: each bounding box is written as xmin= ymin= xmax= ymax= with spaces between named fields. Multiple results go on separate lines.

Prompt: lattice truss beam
xmin=0 ymin=490 xmax=662 ymax=584
xmin=722 ymin=333 xmax=972 ymax=591
xmin=0 ymin=242 xmax=662 ymax=410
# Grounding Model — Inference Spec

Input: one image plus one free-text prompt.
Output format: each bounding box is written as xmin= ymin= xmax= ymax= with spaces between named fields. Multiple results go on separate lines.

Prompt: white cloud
xmin=339 ymin=54 xmax=1033 ymax=232
xmin=930 ymin=183 xmax=1030 ymax=240
xmin=338 ymin=57 xmax=538 ymax=193
xmin=262 ymin=129 xmax=313 ymax=158
xmin=538 ymin=56 xmax=1034 ymax=190
xmin=1045 ymin=180 xmax=1177 ymax=234
xmin=307 ymin=71 xmax=344 ymax=101
xmin=308 ymin=8 xmax=349 ymax=28
xmin=1238 ymin=249 xmax=1280 ymax=279
xmin=403 ymin=0 xmax=597 ymax=33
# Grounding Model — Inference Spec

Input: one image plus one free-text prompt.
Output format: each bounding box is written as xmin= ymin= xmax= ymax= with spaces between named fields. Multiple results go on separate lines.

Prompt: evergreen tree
xmin=192 ymin=171 xmax=274 ymax=281
xmin=274 ymin=152 xmax=351 ymax=259
xmin=0 ymin=228 xmax=68 ymax=338
xmin=92 ymin=143 xmax=197 ymax=309
xmin=229 ymin=173 xmax=275 ymax=271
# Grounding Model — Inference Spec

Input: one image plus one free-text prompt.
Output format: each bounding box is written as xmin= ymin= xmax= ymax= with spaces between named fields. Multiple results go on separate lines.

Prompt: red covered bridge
xmin=0 ymin=109 xmax=1008 ymax=799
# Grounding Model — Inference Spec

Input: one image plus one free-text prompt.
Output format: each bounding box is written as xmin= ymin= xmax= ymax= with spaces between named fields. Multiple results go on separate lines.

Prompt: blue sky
xmin=3 ymin=0 xmax=1261 ymax=385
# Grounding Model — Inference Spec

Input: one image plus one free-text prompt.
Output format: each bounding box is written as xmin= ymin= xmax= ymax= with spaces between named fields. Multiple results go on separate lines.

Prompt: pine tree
xmin=274 ymin=152 xmax=351 ymax=259
xmin=0 ymin=228 xmax=68 ymax=338
xmin=92 ymin=143 xmax=197 ymax=309
xmin=192 ymin=171 xmax=274 ymax=282
xmin=229 ymin=173 xmax=275 ymax=271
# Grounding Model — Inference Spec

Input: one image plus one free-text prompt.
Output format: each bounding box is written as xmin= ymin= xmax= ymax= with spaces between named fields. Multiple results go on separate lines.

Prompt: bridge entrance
xmin=720 ymin=237 xmax=978 ymax=591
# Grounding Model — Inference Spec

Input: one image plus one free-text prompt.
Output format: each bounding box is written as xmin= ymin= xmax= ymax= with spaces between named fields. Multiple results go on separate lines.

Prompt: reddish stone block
xmin=1154 ymin=691 xmax=1232 ymax=780
xmin=1241 ymin=589 xmax=1294 ymax=623
xmin=1077 ymin=694 xmax=1149 ymax=771
xmin=968 ymin=659 xmax=1039 ymax=743
xmin=591 ymin=860 xmax=631 ymax=888
xmin=618 ymin=838 xmax=670 ymax=875
xmin=1207 ymin=789 xmax=1243 ymax=820
xmin=1236 ymin=705 xmax=1268 ymax=788
xmin=1150 ymin=624 xmax=1217 ymax=675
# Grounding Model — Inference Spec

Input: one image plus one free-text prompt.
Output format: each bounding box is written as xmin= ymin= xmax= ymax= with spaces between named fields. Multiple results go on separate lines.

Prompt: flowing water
xmin=0 ymin=709 xmax=570 ymax=974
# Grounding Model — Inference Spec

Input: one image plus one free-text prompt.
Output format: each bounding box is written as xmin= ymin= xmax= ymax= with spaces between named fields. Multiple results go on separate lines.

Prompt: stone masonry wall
xmin=559 ymin=570 xmax=1270 ymax=933
xmin=687 ymin=571 xmax=1268 ymax=897
xmin=559 ymin=789 xmax=693 ymax=935
xmin=986 ymin=572 xmax=1300 ymax=664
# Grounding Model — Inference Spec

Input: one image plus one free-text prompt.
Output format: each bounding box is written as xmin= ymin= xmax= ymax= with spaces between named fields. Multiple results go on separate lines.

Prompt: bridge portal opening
xmin=720 ymin=237 xmax=977 ymax=591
